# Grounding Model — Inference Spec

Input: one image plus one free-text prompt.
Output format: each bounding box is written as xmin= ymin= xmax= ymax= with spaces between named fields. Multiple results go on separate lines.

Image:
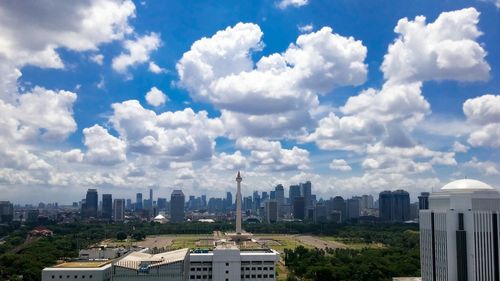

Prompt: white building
xmin=42 ymin=261 xmax=112 ymax=281
xmin=113 ymin=248 xmax=189 ymax=281
xmin=420 ymin=179 xmax=500 ymax=281
xmin=189 ymin=245 xmax=280 ymax=281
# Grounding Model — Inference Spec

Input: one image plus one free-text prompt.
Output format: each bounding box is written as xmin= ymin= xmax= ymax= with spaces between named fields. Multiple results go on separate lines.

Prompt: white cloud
xmin=148 ymin=61 xmax=165 ymax=74
xmin=0 ymin=0 xmax=135 ymax=69
xmin=145 ymin=87 xmax=168 ymax=107
xmin=464 ymin=94 xmax=500 ymax=148
xmin=277 ymin=0 xmax=309 ymax=9
xmin=479 ymin=0 xmax=500 ymax=8
xmin=112 ymin=32 xmax=161 ymax=74
xmin=211 ymin=151 xmax=247 ymax=171
xmin=463 ymin=157 xmax=500 ymax=176
xmin=298 ymin=24 xmax=313 ymax=33
xmin=83 ymin=124 xmax=127 ymax=165
xmin=90 ymin=54 xmax=104 ymax=65
xmin=177 ymin=23 xmax=367 ymax=138
xmin=110 ymin=100 xmax=224 ymax=161
xmin=329 ymin=159 xmax=352 ymax=172
xmin=382 ymin=7 xmax=490 ymax=83
xmin=236 ymin=137 xmax=310 ymax=171
xmin=453 ymin=141 xmax=469 ymax=153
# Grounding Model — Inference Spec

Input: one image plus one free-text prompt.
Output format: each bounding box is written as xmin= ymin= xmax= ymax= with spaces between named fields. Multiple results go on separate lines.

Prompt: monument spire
xmin=235 ymin=171 xmax=242 ymax=234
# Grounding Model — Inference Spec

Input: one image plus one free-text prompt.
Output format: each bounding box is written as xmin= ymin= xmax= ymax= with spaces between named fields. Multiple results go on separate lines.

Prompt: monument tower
xmin=236 ymin=171 xmax=242 ymax=233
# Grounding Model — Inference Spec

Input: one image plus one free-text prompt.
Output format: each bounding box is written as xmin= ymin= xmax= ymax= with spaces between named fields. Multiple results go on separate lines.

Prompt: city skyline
xmin=0 ymin=0 xmax=499 ymax=205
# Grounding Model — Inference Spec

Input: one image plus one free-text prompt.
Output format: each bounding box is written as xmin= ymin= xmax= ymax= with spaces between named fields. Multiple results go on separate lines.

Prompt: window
xmin=190 ymin=275 xmax=195 ymax=279
xmin=196 ymin=275 xmax=201 ymax=279
xmin=251 ymin=274 xmax=256 ymax=278
xmin=263 ymin=267 xmax=267 ymax=270
xmin=258 ymin=267 xmax=262 ymax=270
xmin=197 ymin=268 xmax=201 ymax=271
xmin=191 ymin=268 xmax=195 ymax=271
xmin=66 ymin=275 xmax=70 ymax=278
xmin=82 ymin=276 xmax=85 ymax=279
xmin=270 ymin=274 xmax=274 ymax=278
xmin=225 ymin=262 xmax=229 ymax=266
xmin=269 ymin=267 xmax=274 ymax=271
xmin=51 ymin=276 xmax=55 ymax=279
xmin=75 ymin=275 xmax=78 ymax=279
xmin=89 ymin=275 xmax=92 ymax=278
xmin=225 ymin=270 xmax=229 ymax=274
xmin=251 ymin=267 xmax=256 ymax=270
xmin=203 ymin=268 xmax=207 ymax=271
xmin=264 ymin=274 xmax=268 ymax=278
xmin=241 ymin=267 xmax=244 ymax=271
xmin=258 ymin=274 xmax=262 ymax=278
xmin=59 ymin=276 xmax=62 ymax=279
xmin=245 ymin=274 xmax=250 ymax=278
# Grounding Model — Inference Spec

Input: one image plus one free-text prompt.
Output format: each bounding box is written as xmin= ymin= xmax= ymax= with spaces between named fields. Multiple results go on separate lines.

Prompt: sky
xmin=0 ymin=0 xmax=499 ymax=204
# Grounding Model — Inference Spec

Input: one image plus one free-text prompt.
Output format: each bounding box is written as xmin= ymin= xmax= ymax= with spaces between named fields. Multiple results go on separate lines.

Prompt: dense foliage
xmin=284 ymin=227 xmax=420 ymax=281
xmin=0 ymin=221 xmax=419 ymax=281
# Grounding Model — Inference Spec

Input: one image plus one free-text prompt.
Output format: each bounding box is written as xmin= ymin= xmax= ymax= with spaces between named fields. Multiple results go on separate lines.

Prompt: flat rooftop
xmin=52 ymin=260 xmax=112 ymax=268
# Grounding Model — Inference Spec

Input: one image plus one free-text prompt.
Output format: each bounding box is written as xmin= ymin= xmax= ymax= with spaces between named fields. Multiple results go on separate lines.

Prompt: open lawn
xmin=318 ymin=236 xmax=385 ymax=249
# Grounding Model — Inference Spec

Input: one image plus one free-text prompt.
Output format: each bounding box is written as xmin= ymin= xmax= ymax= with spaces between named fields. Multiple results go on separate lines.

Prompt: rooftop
xmin=52 ymin=260 xmax=112 ymax=268
xmin=114 ymin=248 xmax=188 ymax=270
xmin=441 ymin=179 xmax=495 ymax=192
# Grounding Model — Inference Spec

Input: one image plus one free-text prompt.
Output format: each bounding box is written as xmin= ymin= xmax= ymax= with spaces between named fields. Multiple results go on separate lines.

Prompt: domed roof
xmin=441 ymin=179 xmax=495 ymax=192
xmin=154 ymin=214 xmax=166 ymax=220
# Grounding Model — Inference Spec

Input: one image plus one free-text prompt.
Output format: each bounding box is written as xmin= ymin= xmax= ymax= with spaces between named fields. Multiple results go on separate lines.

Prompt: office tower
xmin=346 ymin=198 xmax=360 ymax=220
xmin=420 ymin=179 xmax=500 ymax=281
xmin=300 ymin=181 xmax=312 ymax=210
xmin=332 ymin=196 xmax=346 ymax=222
xmin=292 ymin=196 xmax=305 ymax=220
xmin=149 ymin=188 xmax=153 ymax=202
xmin=360 ymin=194 xmax=374 ymax=210
xmin=410 ymin=202 xmax=419 ymax=220
xmin=264 ymin=200 xmax=278 ymax=224
xmin=170 ymin=190 xmax=185 ymax=223
xmin=201 ymin=195 xmax=207 ymax=208
xmin=379 ymin=191 xmax=393 ymax=221
xmin=188 ymin=195 xmax=195 ymax=210
xmin=101 ymin=194 xmax=112 ymax=220
xmin=418 ymin=192 xmax=430 ymax=210
xmin=314 ymin=203 xmax=328 ymax=223
xmin=157 ymin=198 xmax=167 ymax=210
xmin=113 ymin=199 xmax=125 ymax=221
xmin=0 ymin=201 xmax=14 ymax=223
xmin=126 ymin=199 xmax=132 ymax=210
xmin=261 ymin=191 xmax=269 ymax=202
xmin=253 ymin=191 xmax=261 ymax=213
xmin=289 ymin=185 xmax=300 ymax=202
xmin=83 ymin=189 xmax=98 ymax=218
xmin=270 ymin=190 xmax=276 ymax=200
xmin=225 ymin=192 xmax=233 ymax=211
xmin=136 ymin=193 xmax=143 ymax=210
xmin=275 ymin=184 xmax=285 ymax=219
xmin=143 ymin=199 xmax=152 ymax=210
xmin=379 ymin=190 xmax=411 ymax=222
xmin=243 ymin=196 xmax=253 ymax=212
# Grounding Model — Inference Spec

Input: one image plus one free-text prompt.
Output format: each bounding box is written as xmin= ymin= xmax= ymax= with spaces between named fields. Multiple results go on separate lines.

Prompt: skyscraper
xmin=136 ymin=193 xmax=143 ymax=210
xmin=113 ymin=199 xmax=125 ymax=221
xmin=331 ymin=196 xmax=346 ymax=222
xmin=289 ymin=185 xmax=301 ymax=202
xmin=83 ymin=189 xmax=98 ymax=218
xmin=275 ymin=184 xmax=285 ymax=219
xmin=157 ymin=198 xmax=167 ymax=211
xmin=264 ymin=200 xmax=278 ymax=224
xmin=420 ymin=179 xmax=500 ymax=281
xmin=300 ymin=181 xmax=312 ymax=211
xmin=0 ymin=201 xmax=13 ymax=223
xmin=346 ymin=198 xmax=360 ymax=220
xmin=418 ymin=192 xmax=430 ymax=210
xmin=170 ymin=190 xmax=185 ymax=223
xmin=292 ymin=196 xmax=305 ymax=220
xmin=102 ymin=194 xmax=112 ymax=220
xmin=378 ymin=190 xmax=410 ymax=222
xmin=225 ymin=191 xmax=232 ymax=211
xmin=149 ymin=188 xmax=153 ymax=202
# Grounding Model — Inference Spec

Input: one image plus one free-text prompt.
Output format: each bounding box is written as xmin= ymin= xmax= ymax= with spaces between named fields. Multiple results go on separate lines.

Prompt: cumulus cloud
xmin=453 ymin=141 xmax=469 ymax=153
xmin=463 ymin=157 xmax=500 ymax=176
xmin=382 ymin=7 xmax=490 ymax=83
xmin=329 ymin=159 xmax=352 ymax=172
xmin=83 ymin=125 xmax=127 ymax=165
xmin=463 ymin=94 xmax=500 ymax=148
xmin=236 ymin=137 xmax=310 ymax=171
xmin=112 ymin=32 xmax=161 ymax=74
xmin=177 ymin=23 xmax=367 ymax=138
xmin=110 ymin=100 xmax=224 ymax=161
xmin=479 ymin=0 xmax=500 ymax=8
xmin=298 ymin=24 xmax=313 ymax=33
xmin=211 ymin=151 xmax=247 ymax=171
xmin=90 ymin=54 xmax=104 ymax=65
xmin=0 ymin=0 xmax=135 ymax=69
xmin=148 ymin=62 xmax=166 ymax=74
xmin=277 ymin=0 xmax=309 ymax=9
xmin=145 ymin=87 xmax=168 ymax=107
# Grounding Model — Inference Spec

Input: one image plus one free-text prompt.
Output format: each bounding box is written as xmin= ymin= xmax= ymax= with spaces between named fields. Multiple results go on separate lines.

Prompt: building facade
xmin=420 ymin=179 xmax=500 ymax=281
xmin=113 ymin=199 xmax=125 ymax=221
xmin=170 ymin=190 xmax=185 ymax=223
xmin=189 ymin=246 xmax=280 ymax=281
xmin=102 ymin=194 xmax=112 ymax=220
xmin=42 ymin=261 xmax=112 ymax=281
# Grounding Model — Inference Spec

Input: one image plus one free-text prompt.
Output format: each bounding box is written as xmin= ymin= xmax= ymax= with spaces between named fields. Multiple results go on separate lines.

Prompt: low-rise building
xmin=113 ymin=248 xmax=189 ymax=281
xmin=42 ymin=260 xmax=112 ymax=281
xmin=189 ymin=245 xmax=280 ymax=281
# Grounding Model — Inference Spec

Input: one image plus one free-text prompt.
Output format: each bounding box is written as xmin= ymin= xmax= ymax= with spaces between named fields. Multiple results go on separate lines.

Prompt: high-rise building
xmin=253 ymin=191 xmax=261 ymax=214
xmin=225 ymin=192 xmax=233 ymax=211
xmin=346 ymin=198 xmax=360 ymax=220
xmin=113 ymin=199 xmax=125 ymax=221
xmin=243 ymin=196 xmax=253 ymax=212
xmin=269 ymin=190 xmax=276 ymax=200
xmin=0 ymin=201 xmax=13 ymax=223
xmin=275 ymin=184 xmax=285 ymax=219
xmin=264 ymin=200 xmax=278 ymax=224
xmin=331 ymin=196 xmax=346 ymax=222
xmin=126 ymin=199 xmax=132 ymax=210
xmin=149 ymin=188 xmax=153 ymax=202
xmin=418 ymin=192 xmax=430 ymax=210
xmin=136 ymin=193 xmax=143 ymax=210
xmin=314 ymin=203 xmax=328 ymax=223
xmin=300 ymin=181 xmax=312 ymax=211
xmin=82 ymin=189 xmax=98 ymax=218
xmin=261 ymin=191 xmax=269 ymax=202
xmin=420 ymin=179 xmax=500 ymax=281
xmin=289 ymin=185 xmax=300 ymax=202
xmin=157 ymin=198 xmax=167 ymax=210
xmin=102 ymin=194 xmax=112 ymax=220
xmin=201 ymin=195 xmax=207 ymax=208
xmin=379 ymin=190 xmax=410 ymax=222
xmin=292 ymin=196 xmax=305 ymax=220
xmin=360 ymin=195 xmax=374 ymax=210
xmin=170 ymin=190 xmax=185 ymax=223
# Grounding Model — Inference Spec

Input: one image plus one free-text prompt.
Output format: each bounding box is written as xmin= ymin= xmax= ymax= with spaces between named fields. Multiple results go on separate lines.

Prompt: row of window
xmin=190 ymin=275 xmax=212 ymax=279
xmin=190 ymin=267 xmax=213 ymax=271
xmin=241 ymin=266 xmax=274 ymax=271
xmin=51 ymin=275 xmax=93 ymax=279
xmin=189 ymin=274 xmax=274 ymax=280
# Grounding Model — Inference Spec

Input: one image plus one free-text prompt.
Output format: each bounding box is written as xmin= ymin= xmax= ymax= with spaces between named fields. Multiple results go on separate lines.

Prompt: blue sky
xmin=1 ymin=0 xmax=499 ymax=204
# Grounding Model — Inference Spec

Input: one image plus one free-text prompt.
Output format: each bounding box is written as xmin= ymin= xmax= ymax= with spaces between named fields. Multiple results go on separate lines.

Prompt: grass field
xmin=318 ymin=236 xmax=385 ymax=249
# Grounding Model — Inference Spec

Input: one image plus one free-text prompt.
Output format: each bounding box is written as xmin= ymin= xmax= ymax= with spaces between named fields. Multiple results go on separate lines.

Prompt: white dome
xmin=154 ymin=214 xmax=165 ymax=220
xmin=441 ymin=179 xmax=494 ymax=192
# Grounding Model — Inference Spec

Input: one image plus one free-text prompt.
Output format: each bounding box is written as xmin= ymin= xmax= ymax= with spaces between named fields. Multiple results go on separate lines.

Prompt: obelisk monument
xmin=235 ymin=171 xmax=242 ymax=233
